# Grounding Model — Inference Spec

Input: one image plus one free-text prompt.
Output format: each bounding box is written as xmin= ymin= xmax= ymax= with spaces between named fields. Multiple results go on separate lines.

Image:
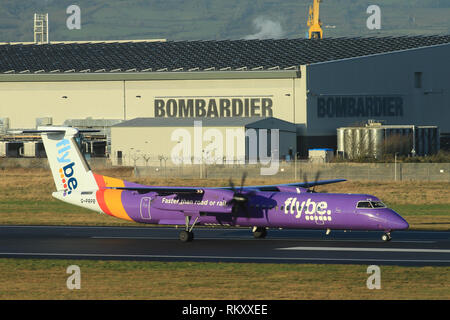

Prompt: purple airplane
xmin=24 ymin=127 xmax=409 ymax=242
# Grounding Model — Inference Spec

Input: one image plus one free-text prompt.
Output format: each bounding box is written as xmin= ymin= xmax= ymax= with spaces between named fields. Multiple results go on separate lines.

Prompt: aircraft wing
xmin=240 ymin=179 xmax=347 ymax=191
xmin=111 ymin=179 xmax=346 ymax=194
xmin=112 ymin=186 xmax=205 ymax=195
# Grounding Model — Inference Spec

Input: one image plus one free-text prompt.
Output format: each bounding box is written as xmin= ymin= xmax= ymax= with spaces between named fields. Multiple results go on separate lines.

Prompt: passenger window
xmin=357 ymin=201 xmax=372 ymax=208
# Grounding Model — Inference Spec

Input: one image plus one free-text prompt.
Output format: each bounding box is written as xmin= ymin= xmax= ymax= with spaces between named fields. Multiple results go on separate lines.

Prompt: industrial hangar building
xmin=0 ymin=35 xmax=449 ymax=161
xmin=111 ymin=117 xmax=297 ymax=165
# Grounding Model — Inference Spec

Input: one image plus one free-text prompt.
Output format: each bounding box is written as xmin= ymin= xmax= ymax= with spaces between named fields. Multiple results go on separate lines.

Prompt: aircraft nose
xmin=386 ymin=210 xmax=409 ymax=230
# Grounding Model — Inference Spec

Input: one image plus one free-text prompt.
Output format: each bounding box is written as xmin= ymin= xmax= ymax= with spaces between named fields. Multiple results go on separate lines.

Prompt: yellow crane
xmin=307 ymin=0 xmax=323 ymax=39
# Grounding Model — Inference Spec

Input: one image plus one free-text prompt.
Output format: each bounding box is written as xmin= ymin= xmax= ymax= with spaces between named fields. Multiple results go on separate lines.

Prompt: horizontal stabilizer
xmin=9 ymin=127 xmax=99 ymax=135
xmin=9 ymin=129 xmax=66 ymax=134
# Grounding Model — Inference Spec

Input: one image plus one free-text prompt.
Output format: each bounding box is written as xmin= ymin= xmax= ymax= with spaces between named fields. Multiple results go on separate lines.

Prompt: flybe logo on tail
xmin=56 ymin=139 xmax=78 ymax=196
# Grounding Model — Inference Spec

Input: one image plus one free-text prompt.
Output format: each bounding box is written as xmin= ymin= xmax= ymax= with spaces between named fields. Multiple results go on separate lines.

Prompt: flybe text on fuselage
xmin=56 ymin=139 xmax=78 ymax=196
xmin=283 ymin=197 xmax=332 ymax=222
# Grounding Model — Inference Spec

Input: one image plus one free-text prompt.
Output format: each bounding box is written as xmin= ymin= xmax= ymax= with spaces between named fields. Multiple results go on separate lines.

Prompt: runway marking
xmin=0 ymin=252 xmax=449 ymax=264
xmin=276 ymin=246 xmax=450 ymax=253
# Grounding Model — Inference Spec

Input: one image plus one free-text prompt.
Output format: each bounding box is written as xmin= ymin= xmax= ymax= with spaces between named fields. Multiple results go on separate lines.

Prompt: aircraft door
xmin=140 ymin=197 xmax=153 ymax=220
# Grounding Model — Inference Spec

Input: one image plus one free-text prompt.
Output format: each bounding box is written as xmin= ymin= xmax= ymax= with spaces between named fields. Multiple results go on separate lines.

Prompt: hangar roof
xmin=113 ymin=117 xmax=296 ymax=131
xmin=1 ymin=35 xmax=450 ymax=74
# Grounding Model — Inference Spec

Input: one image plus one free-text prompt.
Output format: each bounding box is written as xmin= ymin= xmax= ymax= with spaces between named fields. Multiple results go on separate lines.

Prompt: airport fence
xmin=1 ymin=157 xmax=449 ymax=182
xmin=132 ymin=162 xmax=450 ymax=182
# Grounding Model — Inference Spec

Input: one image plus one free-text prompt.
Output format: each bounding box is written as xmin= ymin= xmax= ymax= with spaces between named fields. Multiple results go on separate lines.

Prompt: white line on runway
xmin=276 ymin=246 xmax=450 ymax=253
xmin=0 ymin=252 xmax=449 ymax=264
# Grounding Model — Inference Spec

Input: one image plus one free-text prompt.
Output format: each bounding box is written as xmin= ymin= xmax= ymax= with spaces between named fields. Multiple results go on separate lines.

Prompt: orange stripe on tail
xmin=93 ymin=173 xmax=131 ymax=221
xmin=94 ymin=174 xmax=112 ymax=216
xmin=103 ymin=189 xmax=133 ymax=221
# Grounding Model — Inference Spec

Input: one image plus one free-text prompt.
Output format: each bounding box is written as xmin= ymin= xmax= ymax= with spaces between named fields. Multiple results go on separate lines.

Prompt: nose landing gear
xmin=252 ymin=227 xmax=267 ymax=239
xmin=381 ymin=232 xmax=392 ymax=242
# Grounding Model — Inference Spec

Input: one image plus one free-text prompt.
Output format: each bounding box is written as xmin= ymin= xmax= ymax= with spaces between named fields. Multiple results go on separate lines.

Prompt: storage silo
xmin=371 ymin=127 xmax=384 ymax=159
xmin=337 ymin=122 xmax=439 ymax=159
xmin=0 ymin=118 xmax=9 ymax=133
xmin=415 ymin=126 xmax=440 ymax=156
xmin=337 ymin=127 xmax=345 ymax=157
xmin=23 ymin=142 xmax=37 ymax=157
xmin=36 ymin=117 xmax=53 ymax=127
xmin=0 ymin=141 xmax=6 ymax=157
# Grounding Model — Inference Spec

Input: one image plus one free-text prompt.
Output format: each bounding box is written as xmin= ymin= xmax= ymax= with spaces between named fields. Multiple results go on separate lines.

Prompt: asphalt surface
xmin=0 ymin=225 xmax=449 ymax=266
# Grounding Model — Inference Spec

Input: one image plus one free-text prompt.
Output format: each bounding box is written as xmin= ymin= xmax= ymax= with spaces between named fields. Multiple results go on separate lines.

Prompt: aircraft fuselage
xmin=54 ymin=190 xmax=408 ymax=233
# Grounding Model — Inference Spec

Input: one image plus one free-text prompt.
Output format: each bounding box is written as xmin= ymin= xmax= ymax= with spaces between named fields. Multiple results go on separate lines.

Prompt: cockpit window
xmin=357 ymin=201 xmax=387 ymax=209
xmin=357 ymin=201 xmax=372 ymax=208
xmin=370 ymin=201 xmax=386 ymax=208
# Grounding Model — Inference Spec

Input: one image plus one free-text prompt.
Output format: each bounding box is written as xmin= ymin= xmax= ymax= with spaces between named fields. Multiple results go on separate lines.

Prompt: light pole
xmin=294 ymin=152 xmax=300 ymax=181
xmin=200 ymin=150 xmax=204 ymax=179
xmin=128 ymin=147 xmax=134 ymax=166
xmin=394 ymin=152 xmax=398 ymax=181
xmin=143 ymin=141 xmax=150 ymax=167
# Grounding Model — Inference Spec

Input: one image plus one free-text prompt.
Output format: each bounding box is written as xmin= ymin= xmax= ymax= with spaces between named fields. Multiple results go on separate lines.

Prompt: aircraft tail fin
xmin=17 ymin=127 xmax=99 ymax=194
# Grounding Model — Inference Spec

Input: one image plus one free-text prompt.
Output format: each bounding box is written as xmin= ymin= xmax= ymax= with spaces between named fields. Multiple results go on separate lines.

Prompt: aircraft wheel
xmin=253 ymin=227 xmax=267 ymax=239
xmin=381 ymin=233 xmax=391 ymax=242
xmin=179 ymin=230 xmax=194 ymax=242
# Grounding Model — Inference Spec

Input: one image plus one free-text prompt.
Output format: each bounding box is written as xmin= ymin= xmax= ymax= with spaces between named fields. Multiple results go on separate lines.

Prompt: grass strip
xmin=0 ymin=259 xmax=449 ymax=300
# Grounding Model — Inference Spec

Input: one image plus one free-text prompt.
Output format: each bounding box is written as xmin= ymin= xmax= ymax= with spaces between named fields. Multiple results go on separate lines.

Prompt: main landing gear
xmin=381 ymin=232 xmax=392 ymax=242
xmin=179 ymin=216 xmax=199 ymax=242
xmin=252 ymin=227 xmax=267 ymax=239
xmin=179 ymin=230 xmax=194 ymax=242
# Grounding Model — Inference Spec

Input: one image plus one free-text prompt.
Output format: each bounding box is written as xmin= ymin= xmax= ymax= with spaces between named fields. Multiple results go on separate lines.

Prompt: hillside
xmin=0 ymin=0 xmax=449 ymax=42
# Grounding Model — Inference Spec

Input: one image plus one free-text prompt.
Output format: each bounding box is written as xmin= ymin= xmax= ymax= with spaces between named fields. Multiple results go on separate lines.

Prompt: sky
xmin=1 ymin=0 xmax=449 ymax=42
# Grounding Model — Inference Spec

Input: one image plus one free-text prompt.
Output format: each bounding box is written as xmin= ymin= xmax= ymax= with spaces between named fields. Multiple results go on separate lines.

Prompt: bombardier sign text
xmin=317 ymin=96 xmax=404 ymax=118
xmin=154 ymin=96 xmax=274 ymax=118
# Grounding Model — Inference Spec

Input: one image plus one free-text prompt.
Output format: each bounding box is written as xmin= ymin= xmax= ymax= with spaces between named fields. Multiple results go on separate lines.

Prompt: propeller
xmin=227 ymin=172 xmax=253 ymax=216
xmin=302 ymin=171 xmax=321 ymax=193
xmin=311 ymin=171 xmax=321 ymax=192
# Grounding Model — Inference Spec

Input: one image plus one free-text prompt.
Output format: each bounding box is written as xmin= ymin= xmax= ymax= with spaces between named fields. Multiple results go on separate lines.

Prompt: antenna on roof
xmin=34 ymin=13 xmax=49 ymax=44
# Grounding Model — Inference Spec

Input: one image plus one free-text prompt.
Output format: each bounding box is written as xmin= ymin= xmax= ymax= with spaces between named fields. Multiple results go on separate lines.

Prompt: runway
xmin=0 ymin=225 xmax=449 ymax=266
